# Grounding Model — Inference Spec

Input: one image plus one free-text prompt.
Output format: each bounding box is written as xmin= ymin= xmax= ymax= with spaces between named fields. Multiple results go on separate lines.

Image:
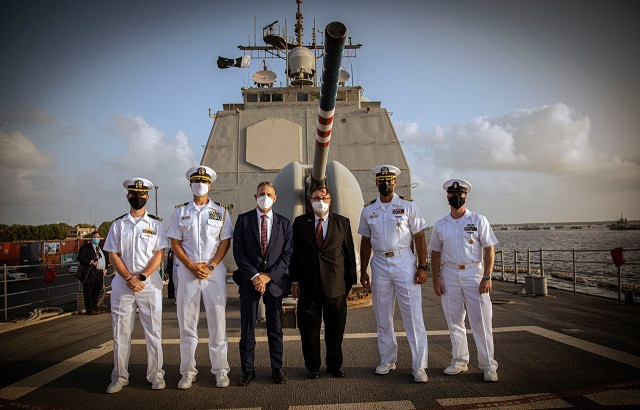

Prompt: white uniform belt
xmin=373 ymin=248 xmax=411 ymax=257
xmin=443 ymin=261 xmax=482 ymax=270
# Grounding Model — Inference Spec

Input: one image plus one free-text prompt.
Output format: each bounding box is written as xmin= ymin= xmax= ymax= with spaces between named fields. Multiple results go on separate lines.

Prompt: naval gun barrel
xmin=310 ymin=21 xmax=347 ymax=193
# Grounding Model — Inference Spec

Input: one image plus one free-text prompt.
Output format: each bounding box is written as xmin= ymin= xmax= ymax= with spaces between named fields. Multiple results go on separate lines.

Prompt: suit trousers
xmin=83 ymin=269 xmax=103 ymax=313
xmin=110 ymin=274 xmax=164 ymax=383
xmin=176 ymin=263 xmax=230 ymax=378
xmin=371 ymin=252 xmax=428 ymax=370
xmin=239 ymin=288 xmax=284 ymax=372
xmin=297 ymin=294 xmax=347 ymax=372
xmin=440 ymin=265 xmax=498 ymax=372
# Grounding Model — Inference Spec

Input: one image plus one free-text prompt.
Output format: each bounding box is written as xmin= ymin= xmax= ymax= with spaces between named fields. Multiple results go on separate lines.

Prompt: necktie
xmin=260 ymin=215 xmax=268 ymax=256
xmin=316 ymin=218 xmax=324 ymax=248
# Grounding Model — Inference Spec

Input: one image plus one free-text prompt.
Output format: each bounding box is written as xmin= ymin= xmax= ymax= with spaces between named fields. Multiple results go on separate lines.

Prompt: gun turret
xmin=309 ymin=22 xmax=347 ymax=195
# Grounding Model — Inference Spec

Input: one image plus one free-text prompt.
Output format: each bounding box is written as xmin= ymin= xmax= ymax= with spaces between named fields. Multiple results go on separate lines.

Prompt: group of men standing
xmin=101 ymin=163 xmax=499 ymax=394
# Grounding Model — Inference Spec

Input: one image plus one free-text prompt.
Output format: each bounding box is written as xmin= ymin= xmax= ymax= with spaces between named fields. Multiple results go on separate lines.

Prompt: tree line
xmin=0 ymin=221 xmax=113 ymax=242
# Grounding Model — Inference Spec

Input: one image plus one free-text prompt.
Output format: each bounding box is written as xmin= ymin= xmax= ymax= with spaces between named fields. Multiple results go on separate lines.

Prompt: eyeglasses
xmin=310 ymin=196 xmax=332 ymax=202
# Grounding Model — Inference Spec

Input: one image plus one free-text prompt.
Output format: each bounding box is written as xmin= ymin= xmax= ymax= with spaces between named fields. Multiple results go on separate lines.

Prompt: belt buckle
xmin=458 ymin=264 xmax=465 ymax=270
xmin=384 ymin=251 xmax=395 ymax=257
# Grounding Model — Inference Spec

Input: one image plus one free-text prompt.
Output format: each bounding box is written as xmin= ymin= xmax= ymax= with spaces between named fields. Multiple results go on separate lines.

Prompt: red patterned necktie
xmin=316 ymin=218 xmax=324 ymax=248
xmin=261 ymin=215 xmax=268 ymax=256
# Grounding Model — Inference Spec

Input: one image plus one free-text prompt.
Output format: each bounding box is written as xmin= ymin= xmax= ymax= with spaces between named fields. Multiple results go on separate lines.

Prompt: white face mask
xmin=256 ymin=195 xmax=274 ymax=211
xmin=312 ymin=200 xmax=330 ymax=215
xmin=191 ymin=182 xmax=209 ymax=197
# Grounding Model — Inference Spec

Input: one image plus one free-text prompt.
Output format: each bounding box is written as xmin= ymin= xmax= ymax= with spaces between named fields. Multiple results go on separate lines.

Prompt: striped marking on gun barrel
xmin=316 ymin=107 xmax=335 ymax=148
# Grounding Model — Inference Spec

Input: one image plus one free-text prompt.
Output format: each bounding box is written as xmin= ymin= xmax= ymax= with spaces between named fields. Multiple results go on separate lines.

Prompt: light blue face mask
xmin=91 ymin=237 xmax=100 ymax=245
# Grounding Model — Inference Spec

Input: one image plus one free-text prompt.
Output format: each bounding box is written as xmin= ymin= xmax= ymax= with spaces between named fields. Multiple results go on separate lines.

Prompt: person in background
xmin=430 ymin=178 xmax=499 ymax=382
xmin=78 ymin=231 xmax=107 ymax=315
xmin=103 ymin=177 xmax=167 ymax=393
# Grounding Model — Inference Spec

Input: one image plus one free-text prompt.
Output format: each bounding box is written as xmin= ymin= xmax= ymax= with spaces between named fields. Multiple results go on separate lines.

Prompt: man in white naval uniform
xmin=167 ymin=165 xmax=234 ymax=389
xmin=103 ymin=177 xmax=168 ymax=394
xmin=358 ymin=165 xmax=430 ymax=383
xmin=429 ymin=178 xmax=499 ymax=382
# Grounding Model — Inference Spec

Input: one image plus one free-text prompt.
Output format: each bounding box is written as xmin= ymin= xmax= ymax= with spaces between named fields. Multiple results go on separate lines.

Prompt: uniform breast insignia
xmin=175 ymin=202 xmax=189 ymax=208
xmin=369 ymin=212 xmax=378 ymax=219
xmin=143 ymin=228 xmax=157 ymax=235
xmin=214 ymin=200 xmax=232 ymax=210
xmin=364 ymin=199 xmax=377 ymax=207
xmin=209 ymin=210 xmax=223 ymax=221
xmin=181 ymin=215 xmax=191 ymax=220
xmin=148 ymin=214 xmax=162 ymax=221
xmin=112 ymin=214 xmax=127 ymax=222
xmin=392 ymin=207 xmax=405 ymax=215
xmin=399 ymin=195 xmax=413 ymax=202
xmin=464 ymin=224 xmax=477 ymax=232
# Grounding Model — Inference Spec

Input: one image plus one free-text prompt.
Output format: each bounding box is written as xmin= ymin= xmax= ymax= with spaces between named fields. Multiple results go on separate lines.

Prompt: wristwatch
xmin=138 ymin=273 xmax=147 ymax=281
xmin=208 ymin=264 xmax=215 ymax=271
xmin=417 ymin=265 xmax=428 ymax=271
xmin=482 ymin=274 xmax=492 ymax=280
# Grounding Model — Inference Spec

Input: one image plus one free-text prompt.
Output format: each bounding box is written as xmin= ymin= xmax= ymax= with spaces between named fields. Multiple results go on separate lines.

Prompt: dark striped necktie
xmin=316 ymin=218 xmax=324 ymax=248
xmin=261 ymin=215 xmax=268 ymax=256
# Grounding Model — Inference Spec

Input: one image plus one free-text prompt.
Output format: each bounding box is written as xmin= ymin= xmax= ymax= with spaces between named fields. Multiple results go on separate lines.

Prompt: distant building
xmin=67 ymin=226 xmax=95 ymax=238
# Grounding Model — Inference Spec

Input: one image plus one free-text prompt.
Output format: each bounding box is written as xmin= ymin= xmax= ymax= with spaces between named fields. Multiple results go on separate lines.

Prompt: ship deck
xmin=1 ymin=279 xmax=639 ymax=409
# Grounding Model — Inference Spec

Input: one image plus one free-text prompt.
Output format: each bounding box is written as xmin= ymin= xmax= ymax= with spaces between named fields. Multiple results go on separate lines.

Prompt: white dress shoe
xmin=178 ymin=375 xmax=195 ymax=389
xmin=375 ymin=362 xmax=396 ymax=375
xmin=412 ymin=368 xmax=428 ymax=383
xmin=216 ymin=372 xmax=230 ymax=388
xmin=151 ymin=378 xmax=166 ymax=390
xmin=484 ymin=369 xmax=498 ymax=382
xmin=443 ymin=364 xmax=468 ymax=375
xmin=106 ymin=380 xmax=127 ymax=394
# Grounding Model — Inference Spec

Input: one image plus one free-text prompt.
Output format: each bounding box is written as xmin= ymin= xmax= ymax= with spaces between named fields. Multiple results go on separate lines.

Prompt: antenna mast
xmin=295 ymin=0 xmax=303 ymax=46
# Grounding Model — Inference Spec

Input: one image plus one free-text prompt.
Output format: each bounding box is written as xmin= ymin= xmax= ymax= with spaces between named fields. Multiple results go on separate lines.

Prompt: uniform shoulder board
xmin=399 ymin=195 xmax=413 ymax=202
xmin=175 ymin=202 xmax=189 ymax=208
xmin=148 ymin=214 xmax=163 ymax=221
xmin=214 ymin=200 xmax=233 ymax=210
xmin=112 ymin=214 xmax=126 ymax=222
xmin=363 ymin=198 xmax=377 ymax=207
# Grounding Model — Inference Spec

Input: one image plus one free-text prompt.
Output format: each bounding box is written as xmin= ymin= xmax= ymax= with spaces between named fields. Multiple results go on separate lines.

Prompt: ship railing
xmin=1 ymin=262 xmax=116 ymax=321
xmin=493 ymin=248 xmax=640 ymax=303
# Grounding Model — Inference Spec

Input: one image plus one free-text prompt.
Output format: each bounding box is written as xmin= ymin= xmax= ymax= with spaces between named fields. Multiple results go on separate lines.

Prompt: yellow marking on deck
xmin=289 ymin=401 xmax=415 ymax=409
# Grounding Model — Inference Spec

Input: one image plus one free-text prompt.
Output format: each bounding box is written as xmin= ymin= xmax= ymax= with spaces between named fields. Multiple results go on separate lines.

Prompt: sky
xmin=1 ymin=0 xmax=639 ymax=226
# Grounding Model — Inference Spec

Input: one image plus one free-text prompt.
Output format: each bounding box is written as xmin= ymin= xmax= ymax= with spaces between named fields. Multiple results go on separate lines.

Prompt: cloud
xmin=0 ymin=130 xmax=55 ymax=204
xmin=0 ymin=106 xmax=53 ymax=125
xmin=399 ymin=103 xmax=639 ymax=176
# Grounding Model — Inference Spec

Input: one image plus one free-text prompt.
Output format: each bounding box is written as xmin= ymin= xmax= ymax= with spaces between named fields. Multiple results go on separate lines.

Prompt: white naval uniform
xmin=358 ymin=193 xmax=429 ymax=370
xmin=103 ymin=211 xmax=168 ymax=384
xmin=167 ymin=199 xmax=233 ymax=378
xmin=429 ymin=209 xmax=498 ymax=372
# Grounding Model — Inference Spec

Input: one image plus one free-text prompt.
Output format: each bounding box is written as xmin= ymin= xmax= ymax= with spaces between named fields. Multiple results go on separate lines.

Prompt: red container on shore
xmin=0 ymin=242 xmax=20 ymax=266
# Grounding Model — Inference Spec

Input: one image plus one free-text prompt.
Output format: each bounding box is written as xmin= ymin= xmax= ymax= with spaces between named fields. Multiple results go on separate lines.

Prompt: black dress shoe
xmin=328 ymin=368 xmax=345 ymax=378
xmin=272 ymin=368 xmax=286 ymax=384
xmin=238 ymin=371 xmax=255 ymax=386
xmin=307 ymin=371 xmax=321 ymax=379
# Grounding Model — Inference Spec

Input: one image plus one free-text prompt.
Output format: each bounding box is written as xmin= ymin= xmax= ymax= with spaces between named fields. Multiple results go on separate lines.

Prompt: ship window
xmin=246 ymin=94 xmax=258 ymax=103
xmin=309 ymin=93 xmax=319 ymax=101
xmin=271 ymin=93 xmax=283 ymax=102
xmin=297 ymin=93 xmax=308 ymax=101
xmin=259 ymin=93 xmax=271 ymax=102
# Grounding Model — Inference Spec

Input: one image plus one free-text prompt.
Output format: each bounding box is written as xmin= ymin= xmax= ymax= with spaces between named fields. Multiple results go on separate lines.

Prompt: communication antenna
xmin=252 ymin=59 xmax=277 ymax=87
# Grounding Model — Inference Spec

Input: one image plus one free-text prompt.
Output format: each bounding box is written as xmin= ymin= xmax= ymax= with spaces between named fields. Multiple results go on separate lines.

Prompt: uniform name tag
xmin=209 ymin=210 xmax=222 ymax=221
xmin=181 ymin=215 xmax=190 ymax=220
xmin=143 ymin=228 xmax=156 ymax=235
xmin=464 ymin=224 xmax=477 ymax=232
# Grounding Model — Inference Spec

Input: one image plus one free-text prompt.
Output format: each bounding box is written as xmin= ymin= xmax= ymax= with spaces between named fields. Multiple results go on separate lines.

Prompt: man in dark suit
xmin=233 ymin=181 xmax=293 ymax=386
xmin=290 ymin=186 xmax=357 ymax=379
xmin=78 ymin=231 xmax=108 ymax=315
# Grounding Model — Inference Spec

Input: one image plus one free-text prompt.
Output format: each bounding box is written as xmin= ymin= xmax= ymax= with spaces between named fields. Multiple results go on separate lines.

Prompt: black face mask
xmin=448 ymin=195 xmax=465 ymax=209
xmin=128 ymin=196 xmax=147 ymax=210
xmin=378 ymin=183 xmax=393 ymax=197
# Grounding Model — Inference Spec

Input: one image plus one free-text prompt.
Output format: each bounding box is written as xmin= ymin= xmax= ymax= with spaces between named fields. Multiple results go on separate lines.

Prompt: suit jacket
xmin=290 ymin=212 xmax=357 ymax=299
xmin=77 ymin=242 xmax=105 ymax=279
xmin=233 ymin=209 xmax=293 ymax=297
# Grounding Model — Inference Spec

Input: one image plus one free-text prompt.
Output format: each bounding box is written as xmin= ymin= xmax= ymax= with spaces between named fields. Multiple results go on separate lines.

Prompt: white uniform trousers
xmin=176 ymin=262 xmax=229 ymax=377
xmin=440 ymin=265 xmax=498 ymax=371
xmin=110 ymin=274 xmax=164 ymax=383
xmin=371 ymin=252 xmax=428 ymax=370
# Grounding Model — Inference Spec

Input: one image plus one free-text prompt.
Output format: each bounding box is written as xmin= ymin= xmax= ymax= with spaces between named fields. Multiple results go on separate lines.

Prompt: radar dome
xmin=288 ymin=46 xmax=315 ymax=85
